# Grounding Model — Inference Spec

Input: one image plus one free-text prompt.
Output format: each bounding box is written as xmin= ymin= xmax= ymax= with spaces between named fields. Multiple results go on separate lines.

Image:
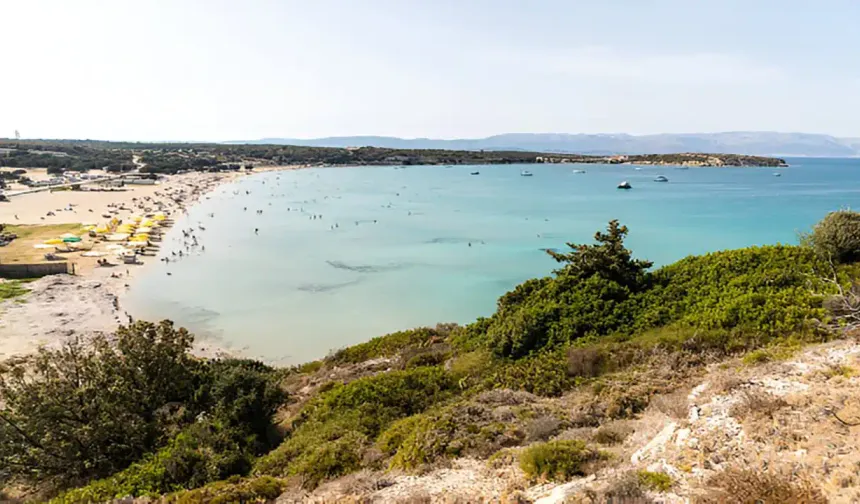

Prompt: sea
xmin=122 ymin=158 xmax=860 ymax=364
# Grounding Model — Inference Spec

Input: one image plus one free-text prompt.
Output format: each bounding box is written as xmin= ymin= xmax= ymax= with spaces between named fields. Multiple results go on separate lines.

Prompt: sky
xmin=1 ymin=0 xmax=859 ymax=141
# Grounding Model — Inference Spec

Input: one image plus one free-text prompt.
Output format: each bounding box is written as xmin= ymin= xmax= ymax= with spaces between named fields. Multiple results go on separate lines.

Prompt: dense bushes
xmin=253 ymin=367 xmax=455 ymax=486
xmin=0 ymin=321 xmax=285 ymax=495
xmin=327 ymin=324 xmax=457 ymax=365
xmin=518 ymin=440 xmax=606 ymax=482
xmin=802 ymin=209 xmax=860 ymax=264
xmin=476 ymin=221 xmax=830 ymax=361
xmin=165 ymin=476 xmax=285 ymax=504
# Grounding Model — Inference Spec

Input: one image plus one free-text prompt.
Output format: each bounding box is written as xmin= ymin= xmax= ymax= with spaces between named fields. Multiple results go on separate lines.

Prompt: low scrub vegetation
xmin=637 ymin=470 xmax=673 ymax=492
xmin=700 ymin=467 xmax=826 ymax=504
xmin=518 ymin=440 xmax=606 ymax=482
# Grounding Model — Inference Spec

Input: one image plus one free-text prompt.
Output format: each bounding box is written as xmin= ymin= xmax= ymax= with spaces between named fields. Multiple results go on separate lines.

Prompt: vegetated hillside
xmin=3 ymin=211 xmax=860 ymax=503
xmin=0 ymin=139 xmax=786 ymax=176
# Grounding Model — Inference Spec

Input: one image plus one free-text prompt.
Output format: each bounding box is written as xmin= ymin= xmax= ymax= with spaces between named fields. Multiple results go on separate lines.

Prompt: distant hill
xmin=226 ymin=132 xmax=860 ymax=157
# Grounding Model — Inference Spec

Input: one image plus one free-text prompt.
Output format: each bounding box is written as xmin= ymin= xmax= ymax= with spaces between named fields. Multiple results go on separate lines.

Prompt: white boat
xmin=654 ymin=175 xmax=669 ymax=182
xmin=617 ymin=181 xmax=632 ymax=189
xmin=520 ymin=170 xmax=533 ymax=177
xmin=773 ymin=172 xmax=782 ymax=177
xmin=572 ymin=169 xmax=587 ymax=174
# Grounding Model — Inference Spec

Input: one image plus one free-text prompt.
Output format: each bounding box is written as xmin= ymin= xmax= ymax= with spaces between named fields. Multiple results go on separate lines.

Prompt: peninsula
xmin=0 ymin=140 xmax=787 ymax=178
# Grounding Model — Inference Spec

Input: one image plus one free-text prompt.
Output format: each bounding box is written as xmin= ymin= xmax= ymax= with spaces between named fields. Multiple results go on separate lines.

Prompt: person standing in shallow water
xmin=255 ymin=228 xmax=259 ymax=235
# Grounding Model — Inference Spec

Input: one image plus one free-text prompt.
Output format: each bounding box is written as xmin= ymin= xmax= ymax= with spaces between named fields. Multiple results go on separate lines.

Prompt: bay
xmin=123 ymin=158 xmax=860 ymax=364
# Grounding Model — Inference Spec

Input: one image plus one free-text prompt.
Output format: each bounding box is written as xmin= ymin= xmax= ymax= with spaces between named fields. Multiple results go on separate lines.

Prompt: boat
xmin=617 ymin=181 xmax=632 ymax=189
xmin=634 ymin=167 xmax=642 ymax=171
xmin=773 ymin=172 xmax=782 ymax=177
xmin=572 ymin=169 xmax=587 ymax=174
xmin=470 ymin=171 xmax=480 ymax=175
xmin=520 ymin=170 xmax=533 ymax=177
xmin=676 ymin=166 xmax=690 ymax=170
xmin=654 ymin=175 xmax=669 ymax=182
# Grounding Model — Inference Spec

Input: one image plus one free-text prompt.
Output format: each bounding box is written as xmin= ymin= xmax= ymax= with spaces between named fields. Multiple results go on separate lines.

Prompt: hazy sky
xmin=2 ymin=0 xmax=859 ymax=141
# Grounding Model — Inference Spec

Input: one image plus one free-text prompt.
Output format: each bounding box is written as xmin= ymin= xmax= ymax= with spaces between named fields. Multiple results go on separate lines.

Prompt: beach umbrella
xmin=33 ymin=244 xmax=54 ymax=249
xmin=136 ymin=227 xmax=153 ymax=233
xmin=62 ymin=236 xmax=82 ymax=243
xmin=105 ymin=244 xmax=126 ymax=250
xmin=44 ymin=239 xmax=63 ymax=245
xmin=105 ymin=233 xmax=130 ymax=241
xmin=60 ymin=233 xmax=78 ymax=239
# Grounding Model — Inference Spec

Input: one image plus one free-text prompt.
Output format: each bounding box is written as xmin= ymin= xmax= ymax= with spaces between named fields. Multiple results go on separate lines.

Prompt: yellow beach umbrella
xmin=44 ymin=238 xmax=63 ymax=245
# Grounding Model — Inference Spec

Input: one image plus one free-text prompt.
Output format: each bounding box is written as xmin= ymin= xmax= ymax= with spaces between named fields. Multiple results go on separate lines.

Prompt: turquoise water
xmin=123 ymin=158 xmax=860 ymax=364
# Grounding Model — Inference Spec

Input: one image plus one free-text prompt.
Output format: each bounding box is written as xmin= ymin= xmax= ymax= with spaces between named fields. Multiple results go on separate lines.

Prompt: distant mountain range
xmin=226 ymin=132 xmax=860 ymax=157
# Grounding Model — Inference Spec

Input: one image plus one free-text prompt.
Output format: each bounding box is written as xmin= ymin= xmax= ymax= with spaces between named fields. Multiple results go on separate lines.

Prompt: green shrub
xmin=287 ymin=431 xmax=366 ymax=488
xmin=328 ymin=325 xmax=457 ymax=364
xmin=403 ymin=348 xmax=448 ymax=369
xmin=0 ymin=321 xmax=205 ymax=486
xmin=802 ymin=209 xmax=860 ymax=263
xmin=485 ymin=347 xmax=572 ymax=396
xmin=197 ymin=358 xmax=287 ymax=446
xmin=518 ymin=440 xmax=605 ymax=482
xmin=377 ymin=415 xmax=426 ymax=455
xmin=637 ymin=470 xmax=672 ymax=492
xmin=481 ymin=231 xmax=829 ymax=361
xmin=165 ymin=476 xmax=285 ymax=504
xmin=254 ymin=367 xmax=455 ymax=486
xmin=50 ymin=422 xmax=256 ymax=504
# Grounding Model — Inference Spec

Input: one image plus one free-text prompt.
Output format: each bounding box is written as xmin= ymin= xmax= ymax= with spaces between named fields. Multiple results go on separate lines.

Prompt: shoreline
xmin=0 ymin=166 xmax=299 ymax=362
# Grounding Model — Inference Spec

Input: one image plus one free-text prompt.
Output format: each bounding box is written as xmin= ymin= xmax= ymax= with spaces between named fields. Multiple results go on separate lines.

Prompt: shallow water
xmin=123 ymin=158 xmax=860 ymax=364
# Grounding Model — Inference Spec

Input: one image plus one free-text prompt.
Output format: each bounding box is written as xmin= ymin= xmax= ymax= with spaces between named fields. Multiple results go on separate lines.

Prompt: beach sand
xmin=0 ymin=166 xmax=297 ymax=361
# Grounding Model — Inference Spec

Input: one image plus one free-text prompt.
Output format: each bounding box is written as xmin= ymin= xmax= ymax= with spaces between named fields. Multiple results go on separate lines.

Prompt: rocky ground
xmin=274 ymin=338 xmax=860 ymax=503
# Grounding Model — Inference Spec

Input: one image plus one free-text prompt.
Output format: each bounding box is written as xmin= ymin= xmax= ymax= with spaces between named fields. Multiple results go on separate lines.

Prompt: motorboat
xmin=773 ymin=172 xmax=782 ymax=177
xmin=654 ymin=175 xmax=669 ymax=182
xmin=470 ymin=171 xmax=480 ymax=175
xmin=617 ymin=181 xmax=632 ymax=189
xmin=572 ymin=169 xmax=587 ymax=174
xmin=520 ymin=170 xmax=533 ymax=177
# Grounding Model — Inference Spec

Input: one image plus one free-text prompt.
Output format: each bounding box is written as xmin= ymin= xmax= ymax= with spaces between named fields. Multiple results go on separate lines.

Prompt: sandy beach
xmin=0 ymin=166 xmax=296 ymax=361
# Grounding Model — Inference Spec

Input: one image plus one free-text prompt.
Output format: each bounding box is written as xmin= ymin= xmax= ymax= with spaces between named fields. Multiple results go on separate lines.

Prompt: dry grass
xmin=592 ymin=424 xmax=628 ymax=445
xmin=1 ymin=223 xmax=83 ymax=263
xmin=650 ymin=389 xmax=690 ymax=419
xmin=729 ymin=389 xmax=788 ymax=420
xmin=567 ymin=347 xmax=604 ymax=378
xmin=524 ymin=415 xmax=562 ymax=442
xmin=697 ymin=467 xmax=826 ymax=504
xmin=566 ymin=472 xmax=654 ymax=504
